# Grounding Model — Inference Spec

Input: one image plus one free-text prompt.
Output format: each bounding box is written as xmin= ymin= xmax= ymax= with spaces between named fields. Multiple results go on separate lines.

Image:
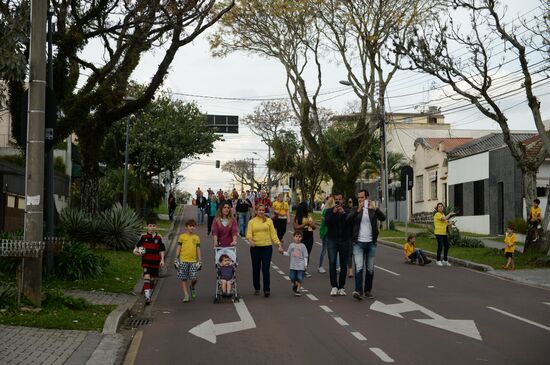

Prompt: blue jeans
xmin=319 ymin=236 xmax=328 ymax=268
xmin=238 ymin=212 xmax=249 ymax=236
xmin=289 ymin=269 xmax=305 ymax=283
xmin=436 ymin=235 xmax=449 ymax=261
xmin=197 ymin=207 xmax=205 ymax=225
xmin=327 ymin=238 xmax=349 ymax=289
xmin=353 ymin=241 xmax=376 ymax=294
xmin=250 ymin=246 xmax=273 ymax=292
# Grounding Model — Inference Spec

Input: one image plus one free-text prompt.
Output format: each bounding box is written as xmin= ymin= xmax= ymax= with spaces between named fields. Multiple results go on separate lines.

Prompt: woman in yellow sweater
xmin=246 ymin=204 xmax=283 ymax=297
xmin=433 ymin=202 xmax=455 ymax=267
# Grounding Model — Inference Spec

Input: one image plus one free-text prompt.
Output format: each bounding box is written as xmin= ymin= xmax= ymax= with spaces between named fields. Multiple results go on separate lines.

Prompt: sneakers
xmin=254 ymin=290 xmax=260 ymax=295
xmin=305 ymin=271 xmax=312 ymax=278
xmin=264 ymin=291 xmax=270 ymax=298
xmin=442 ymin=261 xmax=452 ymax=267
xmin=183 ymin=295 xmax=190 ymax=303
xmin=352 ymin=291 xmax=363 ymax=300
xmin=191 ymin=288 xmax=197 ymax=299
xmin=363 ymin=292 xmax=374 ymax=299
xmin=330 ymin=287 xmax=338 ymax=296
xmin=436 ymin=261 xmax=443 ymax=266
xmin=318 ymin=267 xmax=326 ymax=273
xmin=337 ymin=288 xmax=346 ymax=296
xmin=294 ymin=292 xmax=302 ymax=297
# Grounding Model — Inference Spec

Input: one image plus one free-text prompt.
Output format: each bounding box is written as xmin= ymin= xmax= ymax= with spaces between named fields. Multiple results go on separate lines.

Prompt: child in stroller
xmin=214 ymin=247 xmax=239 ymax=303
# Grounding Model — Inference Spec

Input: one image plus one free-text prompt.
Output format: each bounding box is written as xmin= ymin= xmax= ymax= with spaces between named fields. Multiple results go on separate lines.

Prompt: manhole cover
xmin=127 ymin=318 xmax=151 ymax=327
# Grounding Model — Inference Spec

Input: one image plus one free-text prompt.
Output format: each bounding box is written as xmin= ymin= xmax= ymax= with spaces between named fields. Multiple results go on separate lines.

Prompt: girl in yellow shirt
xmin=502 ymin=226 xmax=516 ymax=270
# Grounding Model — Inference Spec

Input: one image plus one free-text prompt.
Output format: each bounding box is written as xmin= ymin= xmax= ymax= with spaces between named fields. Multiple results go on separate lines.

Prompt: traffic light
xmin=215 ymin=160 xmax=220 ymax=168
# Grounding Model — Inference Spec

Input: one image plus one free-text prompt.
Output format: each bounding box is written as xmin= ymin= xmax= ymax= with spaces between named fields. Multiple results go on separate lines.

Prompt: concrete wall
xmin=448 ymin=152 xmax=489 ymax=185
xmin=454 ymin=215 xmax=491 ymax=235
xmin=411 ymin=143 xmax=449 ymax=214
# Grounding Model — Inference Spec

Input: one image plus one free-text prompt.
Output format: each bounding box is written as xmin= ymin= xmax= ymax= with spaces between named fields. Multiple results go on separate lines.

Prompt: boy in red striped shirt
xmin=134 ymin=218 xmax=166 ymax=304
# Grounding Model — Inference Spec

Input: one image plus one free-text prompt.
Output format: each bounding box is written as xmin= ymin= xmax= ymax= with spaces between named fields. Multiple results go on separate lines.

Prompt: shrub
xmin=98 ymin=204 xmax=142 ymax=250
xmin=54 ymin=242 xmax=108 ymax=280
xmin=59 ymin=208 xmax=92 ymax=242
xmin=389 ymin=220 xmax=396 ymax=230
xmin=43 ymin=289 xmax=89 ymax=310
xmin=453 ymin=237 xmax=484 ymax=248
xmin=0 ymin=258 xmax=19 ymax=275
xmin=528 ymin=255 xmax=550 ymax=268
xmin=506 ymin=217 xmax=528 ymax=234
xmin=0 ymin=282 xmax=17 ymax=307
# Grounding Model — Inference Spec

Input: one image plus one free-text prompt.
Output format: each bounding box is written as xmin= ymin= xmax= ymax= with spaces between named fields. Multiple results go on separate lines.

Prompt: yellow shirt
xmin=177 ymin=233 xmax=200 ymax=262
xmin=404 ymin=242 xmax=415 ymax=257
xmin=433 ymin=212 xmax=447 ymax=235
xmin=530 ymin=206 xmax=542 ymax=221
xmin=246 ymin=217 xmax=281 ymax=247
xmin=272 ymin=201 xmax=289 ymax=218
xmin=504 ymin=233 xmax=516 ymax=253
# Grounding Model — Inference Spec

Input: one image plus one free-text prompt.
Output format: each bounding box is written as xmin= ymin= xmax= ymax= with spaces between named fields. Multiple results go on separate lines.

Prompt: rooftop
xmin=447 ymin=133 xmax=537 ymax=160
xmin=415 ymin=137 xmax=474 ymax=153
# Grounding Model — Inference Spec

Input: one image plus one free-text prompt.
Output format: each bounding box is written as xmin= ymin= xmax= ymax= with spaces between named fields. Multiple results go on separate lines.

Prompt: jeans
xmin=238 ymin=212 xmax=249 ymax=236
xmin=353 ymin=241 xmax=377 ymax=294
xmin=250 ymin=246 xmax=273 ymax=292
xmin=197 ymin=207 xmax=205 ymax=225
xmin=289 ymin=269 xmax=305 ymax=283
xmin=409 ymin=249 xmax=424 ymax=263
xmin=207 ymin=215 xmax=215 ymax=235
xmin=327 ymin=238 xmax=349 ymax=289
xmin=319 ymin=236 xmax=328 ymax=268
xmin=436 ymin=235 xmax=449 ymax=261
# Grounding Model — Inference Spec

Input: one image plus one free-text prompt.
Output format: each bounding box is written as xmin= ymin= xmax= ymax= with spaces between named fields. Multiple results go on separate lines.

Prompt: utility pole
xmin=267 ymin=145 xmax=272 ymax=198
xmin=23 ymin=0 xmax=48 ymax=306
xmin=123 ymin=114 xmax=134 ymax=209
xmin=378 ymin=81 xmax=389 ymax=230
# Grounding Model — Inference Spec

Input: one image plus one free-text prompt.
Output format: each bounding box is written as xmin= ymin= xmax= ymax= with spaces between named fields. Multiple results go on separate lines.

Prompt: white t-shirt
xmin=358 ymin=208 xmax=373 ymax=242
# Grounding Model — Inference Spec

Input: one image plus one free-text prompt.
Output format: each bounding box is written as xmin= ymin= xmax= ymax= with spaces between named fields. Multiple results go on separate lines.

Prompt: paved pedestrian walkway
xmin=63 ymin=290 xmax=136 ymax=306
xmin=490 ymin=268 xmax=550 ymax=289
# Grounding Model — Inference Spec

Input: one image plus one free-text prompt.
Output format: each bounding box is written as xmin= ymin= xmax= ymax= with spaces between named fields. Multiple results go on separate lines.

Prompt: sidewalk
xmin=0 ymin=212 xmax=180 ymax=365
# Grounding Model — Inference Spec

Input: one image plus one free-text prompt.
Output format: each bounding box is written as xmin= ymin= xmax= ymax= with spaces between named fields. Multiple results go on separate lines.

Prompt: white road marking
xmin=427 ymin=286 xmax=435 ymax=288
xmin=320 ymin=305 xmax=332 ymax=313
xmin=277 ymin=270 xmax=285 ymax=275
xmin=351 ymin=331 xmax=367 ymax=341
xmin=374 ymin=265 xmax=400 ymax=276
xmin=283 ymin=275 xmax=290 ymax=281
xmin=300 ymin=288 xmax=309 ymax=292
xmin=306 ymin=294 xmax=318 ymax=301
xmin=316 ymin=241 xmax=322 ymax=246
xmin=370 ymin=348 xmax=394 ymax=363
xmin=271 ymin=264 xmax=279 ymax=270
xmin=334 ymin=317 xmax=349 ymax=326
xmin=188 ymin=300 xmax=256 ymax=344
xmin=487 ymin=306 xmax=550 ymax=332
xmin=543 ymin=302 xmax=550 ymax=306
xmin=371 ymin=298 xmax=482 ymax=340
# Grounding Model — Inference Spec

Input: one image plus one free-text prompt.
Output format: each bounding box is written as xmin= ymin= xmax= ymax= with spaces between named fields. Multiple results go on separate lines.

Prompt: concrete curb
xmin=102 ymin=302 xmax=134 ymax=335
xmin=377 ymin=239 xmax=494 ymax=272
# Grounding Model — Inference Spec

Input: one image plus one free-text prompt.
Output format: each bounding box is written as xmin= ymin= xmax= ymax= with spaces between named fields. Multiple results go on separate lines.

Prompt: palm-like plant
xmin=98 ymin=204 xmax=142 ymax=250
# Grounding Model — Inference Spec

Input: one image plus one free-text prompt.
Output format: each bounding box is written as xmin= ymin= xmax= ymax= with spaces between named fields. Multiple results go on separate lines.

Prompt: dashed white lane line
xmin=319 ymin=305 xmax=367 ymax=341
xmin=427 ymin=285 xmax=435 ymax=288
xmin=306 ymin=294 xmax=318 ymax=301
xmin=272 ymin=264 xmax=279 ymax=270
xmin=487 ymin=306 xmax=550 ymax=332
xmin=369 ymin=347 xmax=394 ymax=363
xmin=543 ymin=302 xmax=550 ymax=306
xmin=283 ymin=276 xmax=290 ymax=281
xmin=277 ymin=270 xmax=285 ymax=275
xmin=316 ymin=241 xmax=322 ymax=246
xmin=375 ymin=265 xmax=400 ymax=276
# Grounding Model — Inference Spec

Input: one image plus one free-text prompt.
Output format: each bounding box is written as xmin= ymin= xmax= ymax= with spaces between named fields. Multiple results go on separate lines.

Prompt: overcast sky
xmin=128 ymin=0 xmax=549 ymax=195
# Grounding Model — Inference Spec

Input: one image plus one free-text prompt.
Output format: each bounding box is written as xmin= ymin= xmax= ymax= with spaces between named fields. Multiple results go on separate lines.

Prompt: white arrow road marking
xmin=188 ymin=300 xmax=256 ymax=344
xmin=370 ymin=298 xmax=482 ymax=341
xmin=487 ymin=306 xmax=550 ymax=332
xmin=374 ymin=265 xmax=400 ymax=276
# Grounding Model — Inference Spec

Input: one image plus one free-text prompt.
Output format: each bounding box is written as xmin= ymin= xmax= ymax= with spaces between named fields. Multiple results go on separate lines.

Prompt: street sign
xmin=400 ymin=166 xmax=413 ymax=191
xmin=206 ymin=114 xmax=239 ymax=134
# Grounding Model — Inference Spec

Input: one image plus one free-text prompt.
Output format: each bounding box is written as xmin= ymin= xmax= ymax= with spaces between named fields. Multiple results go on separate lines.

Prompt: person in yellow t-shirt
xmin=529 ymin=198 xmax=543 ymax=242
xmin=176 ymin=219 xmax=202 ymax=303
xmin=403 ymin=233 xmax=432 ymax=266
xmin=502 ymin=225 xmax=516 ymax=270
xmin=272 ymin=194 xmax=290 ymax=241
xmin=246 ymin=204 xmax=283 ymax=297
xmin=433 ymin=202 xmax=456 ymax=267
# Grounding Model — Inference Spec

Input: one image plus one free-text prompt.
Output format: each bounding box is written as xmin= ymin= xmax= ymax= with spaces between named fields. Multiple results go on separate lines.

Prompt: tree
xmin=268 ymin=130 xmax=327 ymax=206
xmin=2 ymin=0 xmax=235 ymax=212
xmin=393 ymin=0 xmax=549 ymax=252
xmin=222 ymin=159 xmax=264 ymax=190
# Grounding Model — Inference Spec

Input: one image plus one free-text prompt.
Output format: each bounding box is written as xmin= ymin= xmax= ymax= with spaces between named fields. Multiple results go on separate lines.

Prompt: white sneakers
xmin=337 ymin=288 xmax=346 ymax=296
xmin=436 ymin=260 xmax=452 ymax=267
xmin=318 ymin=267 xmax=326 ymax=273
xmin=330 ymin=287 xmax=338 ymax=296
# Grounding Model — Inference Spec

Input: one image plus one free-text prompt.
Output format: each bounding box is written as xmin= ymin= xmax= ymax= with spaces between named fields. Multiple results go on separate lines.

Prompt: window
xmin=429 ymin=170 xmax=438 ymax=200
xmin=537 ymin=186 xmax=547 ymax=197
xmin=473 ymin=180 xmax=485 ymax=215
xmin=415 ymin=175 xmax=424 ymax=202
xmin=428 ymin=117 xmax=437 ymax=124
xmin=454 ymin=184 xmax=463 ymax=216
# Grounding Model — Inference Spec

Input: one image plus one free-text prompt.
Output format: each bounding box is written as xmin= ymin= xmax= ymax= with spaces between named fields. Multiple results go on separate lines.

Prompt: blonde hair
xmin=325 ymin=196 xmax=335 ymax=209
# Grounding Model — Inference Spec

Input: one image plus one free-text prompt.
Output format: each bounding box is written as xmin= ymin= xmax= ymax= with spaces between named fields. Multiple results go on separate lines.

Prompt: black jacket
xmin=196 ymin=196 xmax=208 ymax=209
xmin=347 ymin=207 xmax=386 ymax=243
xmin=324 ymin=206 xmax=351 ymax=241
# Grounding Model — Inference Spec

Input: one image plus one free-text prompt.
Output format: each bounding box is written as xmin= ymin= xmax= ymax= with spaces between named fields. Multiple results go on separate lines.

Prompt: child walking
xmin=176 ymin=219 xmax=202 ymax=303
xmin=133 ymin=218 xmax=165 ymax=305
xmin=281 ymin=231 xmax=309 ymax=296
xmin=503 ymin=225 xmax=516 ymax=270
xmin=403 ymin=233 xmax=432 ymax=266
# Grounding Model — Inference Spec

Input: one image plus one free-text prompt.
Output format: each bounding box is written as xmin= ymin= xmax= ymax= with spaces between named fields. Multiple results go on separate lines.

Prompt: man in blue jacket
xmin=347 ymin=189 xmax=385 ymax=300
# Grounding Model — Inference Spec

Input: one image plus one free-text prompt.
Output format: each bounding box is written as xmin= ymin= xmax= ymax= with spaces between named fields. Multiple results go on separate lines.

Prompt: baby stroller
xmin=214 ymin=246 xmax=239 ymax=303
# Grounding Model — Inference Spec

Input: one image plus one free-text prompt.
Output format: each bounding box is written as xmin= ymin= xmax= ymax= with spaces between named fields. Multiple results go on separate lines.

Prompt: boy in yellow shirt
xmin=502 ymin=225 xmax=516 ymax=270
xmin=529 ymin=199 xmax=542 ymax=242
xmin=176 ymin=219 xmax=202 ymax=302
xmin=403 ymin=233 xmax=432 ymax=266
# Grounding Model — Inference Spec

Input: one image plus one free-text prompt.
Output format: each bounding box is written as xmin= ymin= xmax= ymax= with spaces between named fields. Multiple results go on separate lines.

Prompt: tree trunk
xmin=80 ymin=175 xmax=99 ymax=214
xmin=523 ymin=169 xmax=538 ymax=253
xmin=331 ymin=173 xmax=357 ymax=199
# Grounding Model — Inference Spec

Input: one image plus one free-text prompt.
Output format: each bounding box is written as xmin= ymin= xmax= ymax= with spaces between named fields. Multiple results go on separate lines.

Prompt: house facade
xmin=447 ymin=133 xmax=536 ymax=235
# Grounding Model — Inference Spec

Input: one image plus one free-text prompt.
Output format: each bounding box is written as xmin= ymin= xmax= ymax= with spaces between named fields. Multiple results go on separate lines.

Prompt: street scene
xmin=0 ymin=0 xmax=549 ymax=364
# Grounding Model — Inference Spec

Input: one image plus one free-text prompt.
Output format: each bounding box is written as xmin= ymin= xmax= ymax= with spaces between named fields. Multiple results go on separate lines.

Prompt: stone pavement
xmin=489 ymin=268 xmax=550 ymax=289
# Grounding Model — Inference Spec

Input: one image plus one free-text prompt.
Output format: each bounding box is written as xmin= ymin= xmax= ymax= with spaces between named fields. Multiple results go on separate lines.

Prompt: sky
xmin=127 ymin=0 xmax=549 ymax=195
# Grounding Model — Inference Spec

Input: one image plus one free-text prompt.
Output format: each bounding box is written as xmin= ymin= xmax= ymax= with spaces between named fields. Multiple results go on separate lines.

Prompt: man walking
xmin=347 ymin=189 xmax=385 ymax=300
xmin=196 ymin=191 xmax=208 ymax=225
xmin=324 ymin=193 xmax=350 ymax=297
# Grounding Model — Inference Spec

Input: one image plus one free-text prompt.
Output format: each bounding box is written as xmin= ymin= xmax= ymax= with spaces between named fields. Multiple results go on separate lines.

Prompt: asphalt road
xmin=128 ymin=208 xmax=550 ymax=365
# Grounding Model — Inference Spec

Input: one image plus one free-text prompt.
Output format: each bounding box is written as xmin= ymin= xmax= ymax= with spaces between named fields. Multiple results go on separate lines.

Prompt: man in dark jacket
xmin=347 ymin=189 xmax=385 ymax=300
xmin=196 ymin=192 xmax=208 ymax=225
xmin=324 ymin=193 xmax=351 ymax=297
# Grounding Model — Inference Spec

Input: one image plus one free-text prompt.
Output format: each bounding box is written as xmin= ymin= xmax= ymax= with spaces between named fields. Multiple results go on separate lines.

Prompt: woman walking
xmin=318 ymin=196 xmax=334 ymax=273
xmin=236 ymin=191 xmax=253 ymax=237
xmin=206 ymin=194 xmax=219 ymax=235
xmin=246 ymin=204 xmax=283 ymax=297
xmin=272 ymin=194 xmax=290 ymax=242
xmin=212 ymin=203 xmax=238 ymax=247
xmin=294 ymin=202 xmax=316 ymax=277
xmin=434 ymin=202 xmax=455 ymax=267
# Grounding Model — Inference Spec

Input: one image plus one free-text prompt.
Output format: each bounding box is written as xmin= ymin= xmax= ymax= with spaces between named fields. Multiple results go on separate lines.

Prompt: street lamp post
xmin=123 ymin=114 xmax=134 ymax=209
